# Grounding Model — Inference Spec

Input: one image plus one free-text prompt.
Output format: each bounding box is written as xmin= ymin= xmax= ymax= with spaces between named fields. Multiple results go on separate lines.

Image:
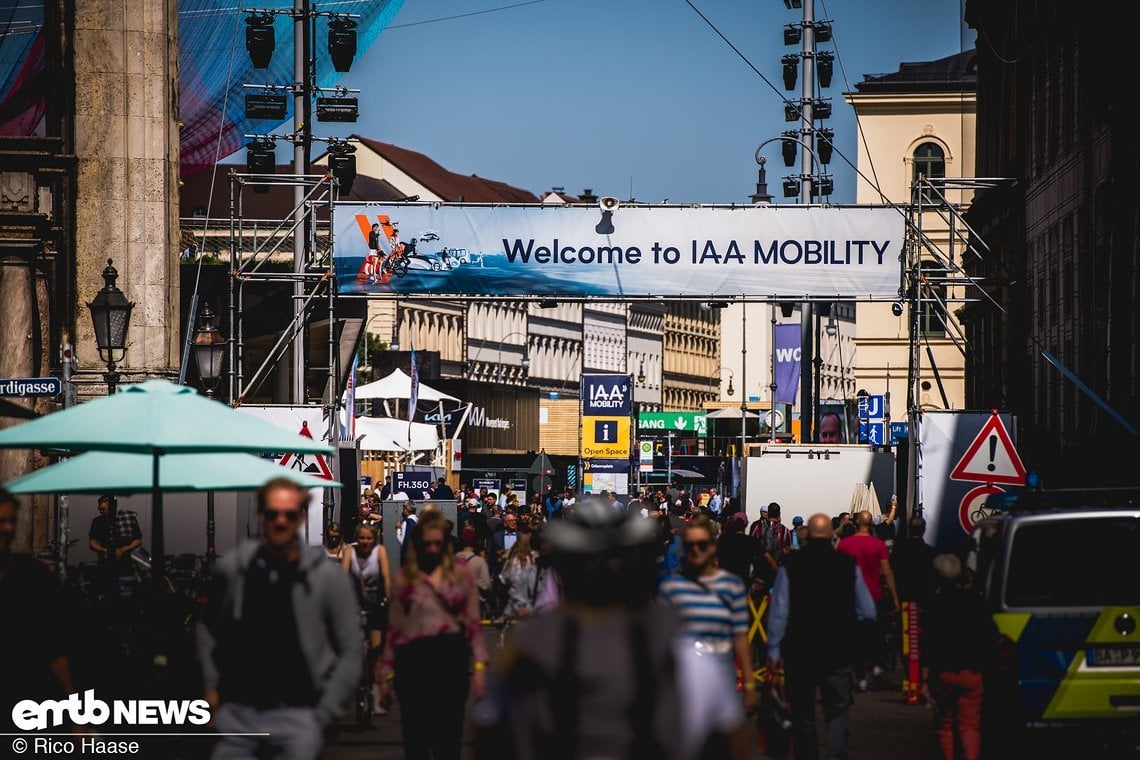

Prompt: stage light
xmin=245 ymin=140 xmax=275 ymax=194
xmin=245 ymin=15 xmax=275 ymax=69
xmin=245 ymin=93 xmax=287 ymax=121
xmin=817 ymin=128 xmax=834 ymax=165
xmin=328 ymin=18 xmax=357 ymax=73
xmin=327 ymin=143 xmax=357 ymax=196
xmin=817 ymin=52 xmax=834 ymax=88
xmin=782 ymin=54 xmax=799 ymax=90
xmin=315 ymin=97 xmax=359 ymax=122
xmin=781 ymin=132 xmax=798 ymax=167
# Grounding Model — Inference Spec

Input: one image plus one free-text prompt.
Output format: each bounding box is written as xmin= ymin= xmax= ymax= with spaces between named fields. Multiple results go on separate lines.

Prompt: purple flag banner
xmin=774 ymin=324 xmax=801 ymax=406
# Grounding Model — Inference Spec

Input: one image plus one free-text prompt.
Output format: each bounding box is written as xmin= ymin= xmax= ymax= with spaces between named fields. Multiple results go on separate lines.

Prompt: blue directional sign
xmin=857 ymin=394 xmax=885 ymax=420
xmin=858 ymin=421 xmax=885 ymax=446
xmin=0 ymin=377 xmax=62 ymax=398
xmin=890 ymin=421 xmax=909 ymax=446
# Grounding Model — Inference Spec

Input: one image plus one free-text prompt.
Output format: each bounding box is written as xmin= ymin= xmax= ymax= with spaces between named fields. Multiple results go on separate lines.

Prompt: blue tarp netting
xmin=179 ymin=0 xmax=404 ymax=177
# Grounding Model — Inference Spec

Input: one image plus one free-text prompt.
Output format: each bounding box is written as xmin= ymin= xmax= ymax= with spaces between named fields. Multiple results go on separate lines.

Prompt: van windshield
xmin=1005 ymin=515 xmax=1140 ymax=608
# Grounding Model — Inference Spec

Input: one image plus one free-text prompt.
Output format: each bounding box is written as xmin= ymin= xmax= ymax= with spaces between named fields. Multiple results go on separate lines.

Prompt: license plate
xmin=1087 ymin=647 xmax=1140 ymax=666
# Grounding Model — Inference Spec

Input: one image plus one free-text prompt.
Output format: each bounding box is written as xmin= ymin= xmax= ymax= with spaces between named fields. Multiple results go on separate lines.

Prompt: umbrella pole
xmin=152 ymin=450 xmax=165 ymax=590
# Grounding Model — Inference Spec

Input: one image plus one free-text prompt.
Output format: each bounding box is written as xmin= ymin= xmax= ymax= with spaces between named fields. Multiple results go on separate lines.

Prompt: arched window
xmin=913 ymin=142 xmax=945 ymax=203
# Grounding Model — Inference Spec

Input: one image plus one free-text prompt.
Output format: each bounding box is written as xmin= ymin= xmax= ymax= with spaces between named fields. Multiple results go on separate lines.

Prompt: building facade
xmin=844 ymin=50 xmax=977 ymax=412
xmin=963 ymin=1 xmax=1140 ymax=483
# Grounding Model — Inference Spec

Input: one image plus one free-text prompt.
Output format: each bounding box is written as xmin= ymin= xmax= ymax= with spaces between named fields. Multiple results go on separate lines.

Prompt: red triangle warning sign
xmin=279 ymin=420 xmax=335 ymax=481
xmin=949 ymin=411 xmax=1027 ymax=486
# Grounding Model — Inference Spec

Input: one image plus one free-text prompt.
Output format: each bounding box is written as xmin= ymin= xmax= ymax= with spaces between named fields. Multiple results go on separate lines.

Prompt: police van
xmin=966 ymin=490 xmax=1139 ymax=752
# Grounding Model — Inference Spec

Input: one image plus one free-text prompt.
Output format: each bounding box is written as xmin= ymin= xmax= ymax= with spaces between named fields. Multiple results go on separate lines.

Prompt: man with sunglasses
xmin=658 ymin=516 xmax=757 ymax=712
xmin=197 ymin=478 xmax=362 ymax=760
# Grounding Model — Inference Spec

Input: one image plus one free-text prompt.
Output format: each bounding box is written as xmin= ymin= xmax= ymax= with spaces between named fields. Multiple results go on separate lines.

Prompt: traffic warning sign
xmin=949 ymin=411 xmax=1026 ymax=486
xmin=279 ymin=420 xmax=335 ymax=480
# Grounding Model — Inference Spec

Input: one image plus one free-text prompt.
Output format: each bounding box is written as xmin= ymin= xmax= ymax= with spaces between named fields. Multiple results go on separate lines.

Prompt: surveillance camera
xmin=599 ymin=196 xmax=620 ymax=212
xmin=891 ymin=302 xmax=904 ymax=317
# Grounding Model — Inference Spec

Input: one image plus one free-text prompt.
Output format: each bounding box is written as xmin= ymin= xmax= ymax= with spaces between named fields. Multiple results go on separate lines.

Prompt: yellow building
xmin=844 ymin=51 xmax=976 ymax=410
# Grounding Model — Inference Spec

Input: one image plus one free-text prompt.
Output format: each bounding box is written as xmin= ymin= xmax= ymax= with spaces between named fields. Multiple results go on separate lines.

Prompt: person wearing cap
xmin=482 ymin=499 xmax=747 ymax=760
xmin=790 ymin=515 xmax=805 ymax=550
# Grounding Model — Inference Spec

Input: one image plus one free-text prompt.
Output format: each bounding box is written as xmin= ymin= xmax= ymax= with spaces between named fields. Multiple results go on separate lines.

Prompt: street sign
xmin=509 ymin=478 xmax=528 ymax=493
xmin=278 ymin=421 xmax=335 ymax=480
xmin=582 ymin=375 xmax=632 ymax=416
xmin=472 ymin=477 xmax=501 ymax=493
xmin=890 ymin=421 xmax=909 ymax=445
xmin=958 ymin=484 xmax=1004 ymax=533
xmin=637 ymin=411 xmax=707 ymax=436
xmin=638 ymin=440 xmax=654 ymax=473
xmin=858 ymin=421 xmax=885 ymax=446
xmin=583 ymin=459 xmax=630 ymax=495
xmin=949 ymin=411 xmax=1027 ymax=485
xmin=394 ymin=471 xmax=433 ymax=496
xmin=857 ymin=394 xmax=885 ymax=420
xmin=764 ymin=409 xmax=785 ymax=430
xmin=581 ymin=416 xmax=631 ymax=458
xmin=0 ymin=377 xmax=63 ymax=398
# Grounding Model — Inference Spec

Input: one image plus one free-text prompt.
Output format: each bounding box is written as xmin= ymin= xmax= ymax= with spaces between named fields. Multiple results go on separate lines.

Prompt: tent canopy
xmin=356 ymin=416 xmax=439 ymax=452
xmin=707 ymin=407 xmax=760 ymax=420
xmin=352 ymin=368 xmax=460 ymax=403
xmin=4 ymin=451 xmax=339 ymax=495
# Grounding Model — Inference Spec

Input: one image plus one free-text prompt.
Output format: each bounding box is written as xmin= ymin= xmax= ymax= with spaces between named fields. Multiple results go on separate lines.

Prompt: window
xmin=1005 ymin=517 xmax=1140 ymax=607
xmin=912 ymin=143 xmax=946 ymax=203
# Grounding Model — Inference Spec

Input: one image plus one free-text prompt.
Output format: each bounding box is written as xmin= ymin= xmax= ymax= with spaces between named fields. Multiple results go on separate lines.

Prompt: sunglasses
xmin=421 ymin=539 xmax=445 ymax=549
xmin=264 ymin=508 xmax=302 ymax=523
xmin=683 ymin=539 xmax=712 ymax=552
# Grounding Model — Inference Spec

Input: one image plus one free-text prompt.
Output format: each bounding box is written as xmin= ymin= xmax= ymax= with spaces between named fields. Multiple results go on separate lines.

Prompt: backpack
xmin=752 ymin=519 xmax=790 ymax=561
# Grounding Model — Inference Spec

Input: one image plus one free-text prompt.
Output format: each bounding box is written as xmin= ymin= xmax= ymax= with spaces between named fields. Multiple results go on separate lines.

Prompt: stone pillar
xmin=72 ymin=0 xmax=180 ymax=388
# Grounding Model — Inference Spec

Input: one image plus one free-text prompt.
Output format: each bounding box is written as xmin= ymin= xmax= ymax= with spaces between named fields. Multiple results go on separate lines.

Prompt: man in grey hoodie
xmin=197 ymin=478 xmax=362 ymax=760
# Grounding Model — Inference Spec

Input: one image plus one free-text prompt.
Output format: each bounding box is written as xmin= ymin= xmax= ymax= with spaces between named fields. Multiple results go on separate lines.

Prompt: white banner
xmin=334 ymin=203 xmax=904 ymax=298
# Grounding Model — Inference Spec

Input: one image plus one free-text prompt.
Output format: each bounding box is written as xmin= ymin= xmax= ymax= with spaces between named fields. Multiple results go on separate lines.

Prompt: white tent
xmin=352 ymin=368 xmax=459 ymax=403
xmin=356 ymin=417 xmax=439 ymax=452
xmin=706 ymin=407 xmax=760 ymax=420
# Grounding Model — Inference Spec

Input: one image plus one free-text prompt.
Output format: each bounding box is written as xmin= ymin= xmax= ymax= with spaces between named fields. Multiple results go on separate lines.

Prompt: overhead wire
xmin=386 ymin=0 xmax=546 ymax=30
xmin=817 ymin=0 xmax=885 ymax=204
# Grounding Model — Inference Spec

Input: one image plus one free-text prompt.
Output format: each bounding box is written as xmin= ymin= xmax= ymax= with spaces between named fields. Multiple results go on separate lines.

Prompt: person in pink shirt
xmin=836 ymin=510 xmax=899 ymax=691
xmin=379 ymin=510 xmax=488 ymax=760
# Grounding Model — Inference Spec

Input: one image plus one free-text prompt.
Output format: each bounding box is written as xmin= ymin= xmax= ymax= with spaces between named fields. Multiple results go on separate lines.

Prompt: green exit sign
xmin=637 ymin=412 xmax=707 ymax=436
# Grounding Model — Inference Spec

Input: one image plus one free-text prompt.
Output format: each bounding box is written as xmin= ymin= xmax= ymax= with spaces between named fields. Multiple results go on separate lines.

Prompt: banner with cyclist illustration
xmin=333 ymin=203 xmax=903 ymax=298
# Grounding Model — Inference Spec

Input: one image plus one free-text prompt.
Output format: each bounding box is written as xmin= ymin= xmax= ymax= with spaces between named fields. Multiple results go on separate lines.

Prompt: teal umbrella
xmin=0 ymin=379 xmax=334 ymax=581
xmin=4 ymin=451 xmax=341 ymax=494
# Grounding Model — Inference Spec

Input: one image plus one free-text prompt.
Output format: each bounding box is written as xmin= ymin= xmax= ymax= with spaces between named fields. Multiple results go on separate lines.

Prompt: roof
xmin=179 ymin=164 xmax=404 ymax=220
xmin=353 ymin=136 xmax=539 ymax=203
xmin=854 ymin=49 xmax=977 ymax=94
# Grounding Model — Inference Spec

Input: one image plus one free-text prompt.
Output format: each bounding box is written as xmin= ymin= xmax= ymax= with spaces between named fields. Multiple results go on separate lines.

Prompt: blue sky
xmin=329 ymin=0 xmax=973 ymax=205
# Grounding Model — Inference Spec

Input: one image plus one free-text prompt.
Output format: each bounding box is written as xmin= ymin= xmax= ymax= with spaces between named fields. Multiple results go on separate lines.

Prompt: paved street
xmin=323 ymin=627 xmax=940 ymax=760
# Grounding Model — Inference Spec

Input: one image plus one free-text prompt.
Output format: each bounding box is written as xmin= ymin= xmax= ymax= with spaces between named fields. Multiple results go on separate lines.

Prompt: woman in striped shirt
xmin=658 ymin=516 xmax=757 ymax=712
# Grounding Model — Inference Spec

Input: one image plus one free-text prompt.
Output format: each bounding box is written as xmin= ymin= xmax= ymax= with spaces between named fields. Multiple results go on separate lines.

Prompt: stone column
xmin=72 ymin=0 xmax=180 ymax=389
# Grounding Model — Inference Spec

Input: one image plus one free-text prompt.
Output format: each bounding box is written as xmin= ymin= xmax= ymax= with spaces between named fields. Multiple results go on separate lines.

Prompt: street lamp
xmin=717 ymin=366 xmax=735 ymax=397
xmin=87 ymin=258 xmax=133 ymax=395
xmin=637 ymin=361 xmax=646 ymax=385
xmin=191 ymin=304 xmax=226 ymax=399
xmin=496 ymin=331 xmax=530 ymax=384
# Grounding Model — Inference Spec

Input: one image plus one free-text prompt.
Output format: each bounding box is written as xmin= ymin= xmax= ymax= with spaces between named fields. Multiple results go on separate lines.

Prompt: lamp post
xmin=715 ymin=366 xmax=735 ymax=458
xmin=754 ymin=137 xmax=826 ymax=445
xmin=191 ymin=305 xmax=226 ymax=399
xmin=192 ymin=304 xmax=226 ymax=568
xmin=495 ymin=331 xmax=530 ymax=384
xmin=87 ymin=259 xmax=134 ymax=395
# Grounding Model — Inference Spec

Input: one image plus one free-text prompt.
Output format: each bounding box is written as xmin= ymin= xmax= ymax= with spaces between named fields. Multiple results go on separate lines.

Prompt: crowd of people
xmin=0 ymin=477 xmax=1002 ymax=760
